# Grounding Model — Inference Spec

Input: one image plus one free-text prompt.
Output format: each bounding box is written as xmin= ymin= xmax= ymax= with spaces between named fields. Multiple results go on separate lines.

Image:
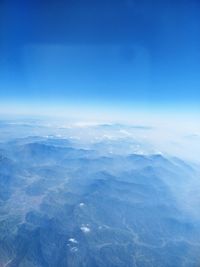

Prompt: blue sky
xmin=0 ymin=0 xmax=200 ymax=116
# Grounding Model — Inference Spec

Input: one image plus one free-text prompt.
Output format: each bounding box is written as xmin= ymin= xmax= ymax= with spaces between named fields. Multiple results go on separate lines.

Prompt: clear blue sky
xmin=0 ymin=0 xmax=200 ymax=115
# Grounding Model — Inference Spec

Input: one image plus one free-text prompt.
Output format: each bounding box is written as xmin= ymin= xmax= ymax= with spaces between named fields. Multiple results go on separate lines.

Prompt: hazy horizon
xmin=0 ymin=1 xmax=200 ymax=266
xmin=1 ymin=0 xmax=200 ymax=116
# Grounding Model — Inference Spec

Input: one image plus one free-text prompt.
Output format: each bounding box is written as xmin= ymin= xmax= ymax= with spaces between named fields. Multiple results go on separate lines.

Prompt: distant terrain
xmin=0 ymin=120 xmax=200 ymax=267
